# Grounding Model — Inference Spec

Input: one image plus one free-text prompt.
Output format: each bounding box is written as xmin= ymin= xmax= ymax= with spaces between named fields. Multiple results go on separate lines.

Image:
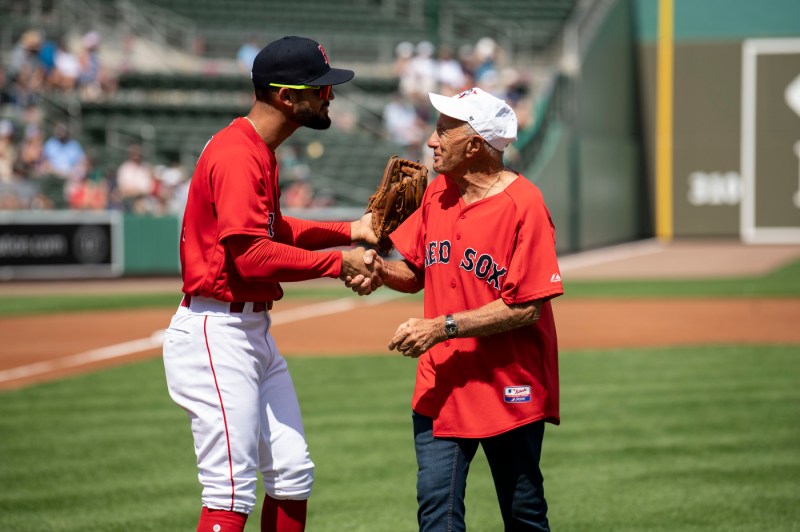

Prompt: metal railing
xmin=115 ymin=0 xmax=198 ymax=55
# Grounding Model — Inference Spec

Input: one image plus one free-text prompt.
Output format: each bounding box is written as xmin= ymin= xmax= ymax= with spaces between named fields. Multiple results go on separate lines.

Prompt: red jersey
xmin=180 ymin=118 xmax=350 ymax=302
xmin=390 ymin=173 xmax=563 ymax=438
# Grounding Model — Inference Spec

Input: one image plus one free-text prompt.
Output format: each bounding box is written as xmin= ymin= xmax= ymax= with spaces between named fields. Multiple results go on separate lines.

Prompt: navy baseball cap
xmin=251 ymin=36 xmax=354 ymax=87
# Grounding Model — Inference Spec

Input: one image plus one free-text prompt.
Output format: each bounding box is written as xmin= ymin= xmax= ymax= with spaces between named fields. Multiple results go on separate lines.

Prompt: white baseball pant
xmin=163 ymin=296 xmax=314 ymax=514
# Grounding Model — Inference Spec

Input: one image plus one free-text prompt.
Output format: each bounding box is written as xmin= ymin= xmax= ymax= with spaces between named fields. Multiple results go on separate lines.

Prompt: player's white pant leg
xmin=163 ymin=307 xmax=269 ymax=514
xmin=258 ymin=334 xmax=314 ymax=500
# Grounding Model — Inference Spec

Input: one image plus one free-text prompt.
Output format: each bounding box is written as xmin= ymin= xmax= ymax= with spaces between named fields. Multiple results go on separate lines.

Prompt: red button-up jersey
xmin=391 ymin=173 xmax=563 ymax=438
xmin=180 ymin=118 xmax=347 ymax=302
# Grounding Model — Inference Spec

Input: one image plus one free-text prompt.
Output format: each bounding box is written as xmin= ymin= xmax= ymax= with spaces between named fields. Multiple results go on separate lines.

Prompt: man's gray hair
xmin=465 ymin=123 xmax=504 ymax=159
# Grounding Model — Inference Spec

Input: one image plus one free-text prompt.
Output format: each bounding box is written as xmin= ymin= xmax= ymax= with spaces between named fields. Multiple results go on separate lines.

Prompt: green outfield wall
xmin=633 ymin=0 xmax=800 ymax=241
xmin=122 ymin=214 xmax=180 ymax=275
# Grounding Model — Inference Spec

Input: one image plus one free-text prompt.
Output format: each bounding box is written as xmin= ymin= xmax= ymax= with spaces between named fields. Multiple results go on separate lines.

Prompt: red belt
xmin=181 ymin=295 xmax=272 ymax=313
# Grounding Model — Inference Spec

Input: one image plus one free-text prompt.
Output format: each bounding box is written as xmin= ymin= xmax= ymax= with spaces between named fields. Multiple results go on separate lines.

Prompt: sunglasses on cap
xmin=269 ymin=83 xmax=332 ymax=100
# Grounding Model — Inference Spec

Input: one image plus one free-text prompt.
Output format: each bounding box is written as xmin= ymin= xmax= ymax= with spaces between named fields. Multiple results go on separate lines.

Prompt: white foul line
xmin=0 ymin=293 xmax=407 ymax=385
xmin=269 ymin=292 xmax=403 ymax=325
xmin=0 ymin=333 xmax=166 ymax=383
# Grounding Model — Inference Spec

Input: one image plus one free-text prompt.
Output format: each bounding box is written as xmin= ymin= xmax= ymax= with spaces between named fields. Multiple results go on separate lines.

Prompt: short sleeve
xmin=501 ymin=189 xmax=563 ymax=304
xmin=390 ymin=203 xmax=426 ymax=270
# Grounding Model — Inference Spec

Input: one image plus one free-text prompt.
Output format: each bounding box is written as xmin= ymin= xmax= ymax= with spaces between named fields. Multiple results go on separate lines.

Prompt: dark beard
xmin=293 ymin=106 xmax=331 ymax=130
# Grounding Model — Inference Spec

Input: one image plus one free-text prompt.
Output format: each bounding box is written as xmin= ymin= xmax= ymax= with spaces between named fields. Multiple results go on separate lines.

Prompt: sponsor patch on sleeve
xmin=503 ymin=385 xmax=532 ymax=403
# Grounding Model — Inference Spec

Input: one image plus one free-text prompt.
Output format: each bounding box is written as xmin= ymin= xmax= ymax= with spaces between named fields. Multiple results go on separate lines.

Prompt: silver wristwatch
xmin=444 ymin=314 xmax=458 ymax=338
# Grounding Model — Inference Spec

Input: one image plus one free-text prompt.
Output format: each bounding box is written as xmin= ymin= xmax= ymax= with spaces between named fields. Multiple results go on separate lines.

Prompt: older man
xmin=355 ymin=87 xmax=564 ymax=531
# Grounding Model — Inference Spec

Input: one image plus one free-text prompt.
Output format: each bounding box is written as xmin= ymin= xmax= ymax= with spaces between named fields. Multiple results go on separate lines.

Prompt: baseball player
xmin=162 ymin=36 xmax=380 ymax=532
xmin=351 ymin=87 xmax=563 ymax=531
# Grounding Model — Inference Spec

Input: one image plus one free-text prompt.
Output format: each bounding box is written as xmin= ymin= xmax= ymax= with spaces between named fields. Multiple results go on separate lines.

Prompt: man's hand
xmin=350 ymin=212 xmax=379 ymax=246
xmin=340 ymin=247 xmax=383 ymax=296
xmin=388 ymin=316 xmax=446 ymax=358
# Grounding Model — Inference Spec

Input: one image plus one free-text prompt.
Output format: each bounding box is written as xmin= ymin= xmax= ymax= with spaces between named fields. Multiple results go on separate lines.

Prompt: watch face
xmin=445 ymin=317 xmax=457 ymax=337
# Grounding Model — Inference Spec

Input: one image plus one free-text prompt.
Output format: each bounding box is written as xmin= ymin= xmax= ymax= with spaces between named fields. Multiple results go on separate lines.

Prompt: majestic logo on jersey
xmin=267 ymin=213 xmax=275 ymax=237
xmin=550 ymin=273 xmax=561 ymax=283
xmin=425 ymin=240 xmax=507 ymax=291
xmin=504 ymin=385 xmax=532 ymax=403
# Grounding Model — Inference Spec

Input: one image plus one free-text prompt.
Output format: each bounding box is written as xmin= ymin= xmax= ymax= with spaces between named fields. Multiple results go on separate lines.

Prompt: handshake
xmin=339 ymin=248 xmax=385 ymax=296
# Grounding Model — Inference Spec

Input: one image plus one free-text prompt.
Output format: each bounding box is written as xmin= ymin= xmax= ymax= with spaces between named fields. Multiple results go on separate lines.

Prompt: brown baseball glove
xmin=366 ymin=155 xmax=428 ymax=254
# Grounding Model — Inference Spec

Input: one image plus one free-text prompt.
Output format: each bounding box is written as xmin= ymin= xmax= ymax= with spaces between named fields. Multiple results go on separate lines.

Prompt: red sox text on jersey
xmin=425 ymin=241 xmax=507 ymax=291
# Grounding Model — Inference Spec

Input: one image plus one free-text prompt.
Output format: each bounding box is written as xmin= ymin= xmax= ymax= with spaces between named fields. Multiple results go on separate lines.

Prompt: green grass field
xmin=0 ymin=346 xmax=798 ymax=531
xmin=1 ymin=261 xmax=799 ymax=530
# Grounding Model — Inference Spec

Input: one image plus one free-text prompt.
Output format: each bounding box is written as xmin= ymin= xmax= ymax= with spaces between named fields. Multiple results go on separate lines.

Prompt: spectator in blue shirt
xmin=41 ymin=122 xmax=86 ymax=180
xmin=236 ymin=35 xmax=261 ymax=73
xmin=38 ymin=122 xmax=87 ymax=207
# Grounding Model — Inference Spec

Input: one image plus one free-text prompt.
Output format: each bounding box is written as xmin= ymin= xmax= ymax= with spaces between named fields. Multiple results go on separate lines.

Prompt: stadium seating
xmin=113 ymin=0 xmax=576 ymax=62
xmin=1 ymin=0 xmax=578 ymax=208
xmin=75 ymin=71 xmax=402 ymax=205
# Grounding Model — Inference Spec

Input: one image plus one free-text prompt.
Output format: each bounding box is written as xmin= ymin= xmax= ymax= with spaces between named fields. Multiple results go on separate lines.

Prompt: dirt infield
xmin=1 ymin=239 xmax=799 ymax=391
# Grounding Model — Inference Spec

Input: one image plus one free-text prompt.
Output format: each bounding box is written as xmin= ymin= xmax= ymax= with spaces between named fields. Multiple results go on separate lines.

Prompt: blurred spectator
xmin=382 ymin=93 xmax=426 ymax=160
xmin=436 ymin=44 xmax=467 ymax=96
xmin=236 ymin=35 xmax=261 ymax=73
xmin=278 ymin=143 xmax=311 ymax=182
xmin=155 ymin=158 xmax=188 ymax=214
xmin=8 ymin=30 xmax=43 ymax=79
xmin=473 ymin=37 xmax=500 ymax=85
xmin=0 ymin=120 xmax=17 ymax=183
xmin=500 ymin=67 xmax=533 ymax=130
xmin=21 ymin=102 xmax=43 ymax=136
xmin=39 ymin=122 xmax=87 ymax=208
xmin=68 ymin=177 xmax=108 ymax=210
xmin=283 ymin=179 xmax=314 ymax=208
xmin=68 ymin=151 xmax=109 ymax=210
xmin=48 ymin=37 xmax=81 ymax=92
xmin=393 ymin=41 xmax=415 ymax=88
xmin=6 ymin=29 xmax=46 ymax=107
xmin=38 ymin=32 xmax=59 ymax=77
xmin=14 ymin=124 xmax=44 ymax=180
xmin=115 ymin=143 xmax=157 ymax=213
xmin=166 ymin=163 xmax=191 ymax=215
xmin=403 ymin=41 xmax=438 ymax=104
xmin=78 ymin=31 xmax=101 ymax=89
xmin=40 ymin=122 xmax=86 ymax=180
xmin=78 ymin=31 xmax=118 ymax=101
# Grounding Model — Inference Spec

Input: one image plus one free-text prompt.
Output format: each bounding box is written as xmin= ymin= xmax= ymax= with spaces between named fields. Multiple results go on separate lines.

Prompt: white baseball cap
xmin=428 ymin=87 xmax=517 ymax=151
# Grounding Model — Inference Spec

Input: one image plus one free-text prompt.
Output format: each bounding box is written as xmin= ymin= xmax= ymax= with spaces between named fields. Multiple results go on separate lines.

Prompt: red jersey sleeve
xmin=275 ymin=216 xmax=351 ymax=250
xmin=211 ymin=144 xmax=276 ymax=240
xmin=229 ymin=236 xmax=342 ymax=281
xmin=501 ymin=183 xmax=563 ymax=305
xmin=389 ymin=206 xmax=426 ymax=269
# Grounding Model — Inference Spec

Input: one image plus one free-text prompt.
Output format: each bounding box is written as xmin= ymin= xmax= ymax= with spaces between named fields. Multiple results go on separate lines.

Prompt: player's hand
xmin=341 ymin=248 xmax=383 ymax=296
xmin=388 ymin=317 xmax=445 ymax=358
xmin=351 ymin=212 xmax=379 ymax=246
